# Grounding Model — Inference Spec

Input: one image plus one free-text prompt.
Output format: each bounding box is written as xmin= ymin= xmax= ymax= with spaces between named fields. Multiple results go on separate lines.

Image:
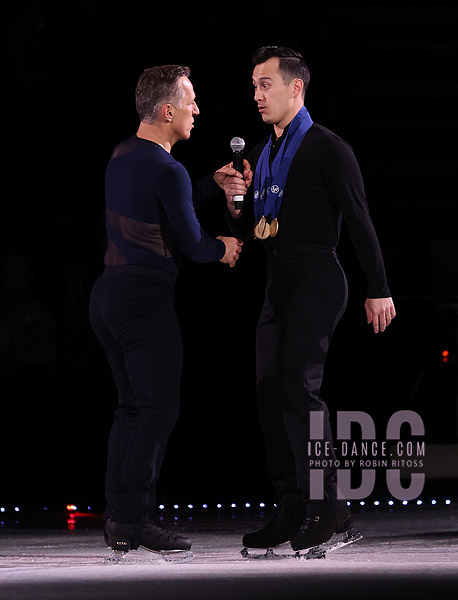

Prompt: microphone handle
xmin=232 ymin=150 xmax=244 ymax=209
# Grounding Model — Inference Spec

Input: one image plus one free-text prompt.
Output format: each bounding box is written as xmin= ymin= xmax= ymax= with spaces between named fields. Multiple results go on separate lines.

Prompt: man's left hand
xmin=365 ymin=297 xmax=396 ymax=333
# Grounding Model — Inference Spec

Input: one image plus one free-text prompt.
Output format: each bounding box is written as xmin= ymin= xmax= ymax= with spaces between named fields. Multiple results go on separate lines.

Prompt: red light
xmin=442 ymin=350 xmax=449 ymax=357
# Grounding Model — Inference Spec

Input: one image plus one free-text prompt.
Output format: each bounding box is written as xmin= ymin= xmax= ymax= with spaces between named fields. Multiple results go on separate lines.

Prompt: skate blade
xmin=321 ymin=529 xmax=363 ymax=553
xmin=300 ymin=530 xmax=363 ymax=560
xmin=241 ymin=543 xmax=298 ymax=560
xmin=104 ymin=548 xmax=194 ymax=564
xmin=104 ymin=549 xmax=129 ymax=564
xmin=140 ymin=546 xmax=194 ymax=563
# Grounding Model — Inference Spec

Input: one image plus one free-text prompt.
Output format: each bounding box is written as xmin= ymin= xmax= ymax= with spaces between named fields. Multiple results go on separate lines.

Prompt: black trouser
xmin=256 ymin=249 xmax=349 ymax=522
xmin=89 ymin=265 xmax=181 ymax=523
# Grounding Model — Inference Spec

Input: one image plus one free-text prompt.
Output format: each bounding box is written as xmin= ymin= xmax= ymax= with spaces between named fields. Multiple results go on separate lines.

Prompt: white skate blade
xmin=104 ymin=547 xmax=194 ymax=564
xmin=140 ymin=545 xmax=194 ymax=563
xmin=322 ymin=529 xmax=363 ymax=553
xmin=300 ymin=529 xmax=363 ymax=559
xmin=104 ymin=549 xmax=129 ymax=564
xmin=241 ymin=542 xmax=297 ymax=560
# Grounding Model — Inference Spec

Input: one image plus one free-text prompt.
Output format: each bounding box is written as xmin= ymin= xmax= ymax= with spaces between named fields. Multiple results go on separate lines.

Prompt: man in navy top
xmin=90 ymin=65 xmax=246 ymax=557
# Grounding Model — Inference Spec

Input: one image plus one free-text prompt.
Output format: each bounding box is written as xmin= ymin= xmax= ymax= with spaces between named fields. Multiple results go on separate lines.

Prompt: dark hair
xmin=252 ymin=46 xmax=310 ymax=97
xmin=135 ymin=65 xmax=191 ymax=123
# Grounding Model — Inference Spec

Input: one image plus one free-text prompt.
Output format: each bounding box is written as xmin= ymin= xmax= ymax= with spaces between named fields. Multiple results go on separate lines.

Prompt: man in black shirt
xmin=223 ymin=46 xmax=396 ymax=553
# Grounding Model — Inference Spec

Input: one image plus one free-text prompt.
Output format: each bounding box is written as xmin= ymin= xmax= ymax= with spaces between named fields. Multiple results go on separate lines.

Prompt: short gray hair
xmin=135 ymin=65 xmax=191 ymax=123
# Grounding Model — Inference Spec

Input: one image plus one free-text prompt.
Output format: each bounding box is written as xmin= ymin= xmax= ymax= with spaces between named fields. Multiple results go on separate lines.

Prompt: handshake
xmin=214 ymin=159 xmax=253 ymax=268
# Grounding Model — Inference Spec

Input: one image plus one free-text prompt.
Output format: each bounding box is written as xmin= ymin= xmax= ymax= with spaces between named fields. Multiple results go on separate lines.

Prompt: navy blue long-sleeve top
xmin=104 ymin=136 xmax=225 ymax=277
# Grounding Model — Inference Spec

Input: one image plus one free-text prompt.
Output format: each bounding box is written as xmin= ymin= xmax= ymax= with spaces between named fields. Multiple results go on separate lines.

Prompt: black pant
xmin=256 ymin=249 xmax=349 ymax=520
xmin=89 ymin=265 xmax=181 ymax=523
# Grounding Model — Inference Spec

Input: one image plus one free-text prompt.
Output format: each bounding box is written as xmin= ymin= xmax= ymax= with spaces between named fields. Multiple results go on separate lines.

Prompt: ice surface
xmin=0 ymin=508 xmax=458 ymax=599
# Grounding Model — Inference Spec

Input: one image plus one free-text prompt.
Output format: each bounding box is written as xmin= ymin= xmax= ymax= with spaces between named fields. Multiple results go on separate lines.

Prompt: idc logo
xmin=308 ymin=410 xmax=426 ymax=501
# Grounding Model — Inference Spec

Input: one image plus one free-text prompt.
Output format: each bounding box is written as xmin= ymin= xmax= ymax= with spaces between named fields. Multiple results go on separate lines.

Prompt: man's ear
xmin=292 ymin=78 xmax=304 ymax=98
xmin=161 ymin=103 xmax=174 ymax=122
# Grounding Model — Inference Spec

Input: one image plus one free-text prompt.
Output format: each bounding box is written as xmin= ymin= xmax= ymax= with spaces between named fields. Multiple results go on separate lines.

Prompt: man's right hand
xmin=217 ymin=236 xmax=243 ymax=268
xmin=214 ymin=159 xmax=252 ymax=219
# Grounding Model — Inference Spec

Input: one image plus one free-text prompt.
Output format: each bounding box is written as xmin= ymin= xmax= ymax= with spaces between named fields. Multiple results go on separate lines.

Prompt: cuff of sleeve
xmin=216 ymin=238 xmax=226 ymax=260
xmin=367 ymin=284 xmax=391 ymax=298
xmin=203 ymin=174 xmax=221 ymax=197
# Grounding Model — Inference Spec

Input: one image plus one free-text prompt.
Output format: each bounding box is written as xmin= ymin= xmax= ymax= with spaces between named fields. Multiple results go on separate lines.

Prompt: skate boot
xmin=291 ymin=513 xmax=362 ymax=559
xmin=241 ymin=503 xmax=305 ymax=559
xmin=105 ymin=520 xmax=193 ymax=563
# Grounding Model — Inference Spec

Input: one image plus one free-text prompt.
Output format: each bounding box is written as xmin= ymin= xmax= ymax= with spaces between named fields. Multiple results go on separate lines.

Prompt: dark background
xmin=1 ymin=0 xmax=457 ymax=513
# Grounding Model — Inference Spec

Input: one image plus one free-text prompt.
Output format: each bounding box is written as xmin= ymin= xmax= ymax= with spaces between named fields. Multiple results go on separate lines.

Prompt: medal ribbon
xmin=254 ymin=106 xmax=313 ymax=222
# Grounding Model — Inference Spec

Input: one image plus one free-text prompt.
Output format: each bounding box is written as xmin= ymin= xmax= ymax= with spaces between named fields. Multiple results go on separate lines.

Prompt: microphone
xmin=230 ymin=137 xmax=245 ymax=209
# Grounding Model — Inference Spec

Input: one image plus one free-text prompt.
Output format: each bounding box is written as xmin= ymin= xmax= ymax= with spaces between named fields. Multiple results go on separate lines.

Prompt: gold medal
xmin=254 ymin=216 xmax=270 ymax=240
xmin=270 ymin=218 xmax=279 ymax=238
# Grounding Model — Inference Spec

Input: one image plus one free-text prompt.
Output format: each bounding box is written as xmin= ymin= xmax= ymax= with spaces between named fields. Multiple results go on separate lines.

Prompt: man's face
xmin=171 ymin=77 xmax=200 ymax=140
xmin=252 ymin=57 xmax=296 ymax=129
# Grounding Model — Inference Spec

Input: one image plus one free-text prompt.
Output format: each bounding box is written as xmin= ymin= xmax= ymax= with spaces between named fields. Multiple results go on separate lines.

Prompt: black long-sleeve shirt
xmin=227 ymin=123 xmax=390 ymax=298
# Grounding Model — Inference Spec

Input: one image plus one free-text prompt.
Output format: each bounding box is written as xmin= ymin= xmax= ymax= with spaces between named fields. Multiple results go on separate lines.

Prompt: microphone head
xmin=230 ymin=137 xmax=245 ymax=152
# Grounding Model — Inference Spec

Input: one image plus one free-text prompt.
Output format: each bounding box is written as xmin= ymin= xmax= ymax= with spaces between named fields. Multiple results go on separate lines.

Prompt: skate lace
xmin=145 ymin=522 xmax=181 ymax=542
xmin=299 ymin=515 xmax=320 ymax=533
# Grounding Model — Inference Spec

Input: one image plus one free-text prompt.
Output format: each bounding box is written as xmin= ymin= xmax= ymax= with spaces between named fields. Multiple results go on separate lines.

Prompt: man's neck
xmin=273 ymin=104 xmax=304 ymax=140
xmin=272 ymin=124 xmax=288 ymax=146
xmin=136 ymin=122 xmax=172 ymax=153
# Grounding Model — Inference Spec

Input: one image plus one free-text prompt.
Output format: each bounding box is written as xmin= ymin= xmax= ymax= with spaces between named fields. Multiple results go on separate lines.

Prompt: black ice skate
xmin=242 ymin=514 xmax=362 ymax=561
xmin=240 ymin=504 xmax=305 ymax=560
xmin=104 ymin=520 xmax=193 ymax=563
xmin=291 ymin=514 xmax=362 ymax=559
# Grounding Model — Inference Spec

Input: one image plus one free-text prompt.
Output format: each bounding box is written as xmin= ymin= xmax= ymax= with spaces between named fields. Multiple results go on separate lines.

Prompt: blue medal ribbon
xmin=253 ymin=106 xmax=313 ymax=222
